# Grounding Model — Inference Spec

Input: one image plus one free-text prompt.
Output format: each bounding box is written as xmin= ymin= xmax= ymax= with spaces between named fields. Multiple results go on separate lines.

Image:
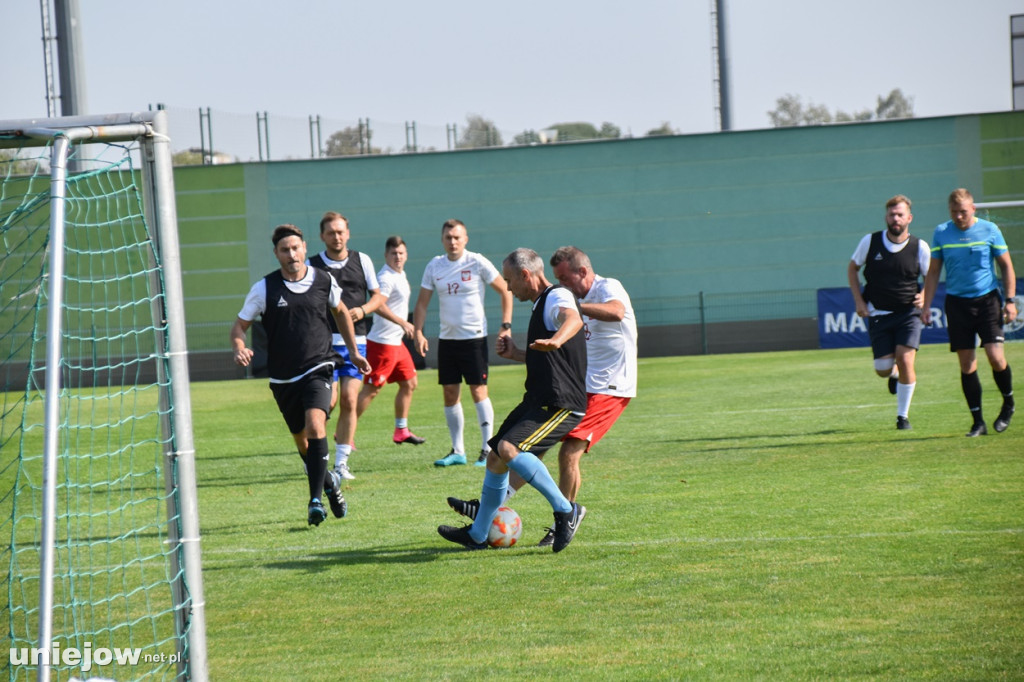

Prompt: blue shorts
xmin=333 ymin=342 xmax=368 ymax=382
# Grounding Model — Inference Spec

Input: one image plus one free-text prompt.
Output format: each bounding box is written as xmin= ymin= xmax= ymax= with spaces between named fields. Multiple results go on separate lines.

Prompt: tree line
xmin=767 ymin=88 xmax=914 ymax=127
xmin=322 ymin=116 xmax=679 ymax=156
xmin=320 ymin=88 xmax=914 ymax=156
xmin=165 ymin=88 xmax=916 ymax=164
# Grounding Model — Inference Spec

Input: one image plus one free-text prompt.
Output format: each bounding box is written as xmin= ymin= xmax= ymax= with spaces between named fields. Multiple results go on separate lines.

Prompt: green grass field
xmin=189 ymin=343 xmax=1023 ymax=680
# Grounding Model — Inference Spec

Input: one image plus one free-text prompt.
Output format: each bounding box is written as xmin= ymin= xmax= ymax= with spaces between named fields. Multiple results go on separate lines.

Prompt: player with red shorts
xmin=447 ymin=246 xmax=637 ymax=546
xmin=356 ymin=236 xmax=426 ymax=446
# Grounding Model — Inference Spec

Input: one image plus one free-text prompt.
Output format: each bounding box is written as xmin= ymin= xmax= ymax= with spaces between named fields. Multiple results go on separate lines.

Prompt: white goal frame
xmin=0 ymin=111 xmax=208 ymax=682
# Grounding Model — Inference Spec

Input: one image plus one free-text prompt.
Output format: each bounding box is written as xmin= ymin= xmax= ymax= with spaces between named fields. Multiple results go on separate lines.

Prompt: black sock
xmin=305 ymin=437 xmax=329 ymax=502
xmin=961 ymin=371 xmax=983 ymax=423
xmin=993 ymin=365 xmax=1014 ymax=407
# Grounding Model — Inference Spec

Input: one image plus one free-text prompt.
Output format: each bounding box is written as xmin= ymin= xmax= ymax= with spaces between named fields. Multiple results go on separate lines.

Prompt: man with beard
xmin=848 ymin=195 xmax=930 ymax=430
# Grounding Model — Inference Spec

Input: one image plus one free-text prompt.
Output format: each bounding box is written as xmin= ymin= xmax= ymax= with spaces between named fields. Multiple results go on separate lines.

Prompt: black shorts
xmin=269 ymin=367 xmax=334 ymax=435
xmin=945 ymin=290 xmax=1005 ymax=351
xmin=437 ymin=337 xmax=489 ymax=386
xmin=488 ymin=402 xmax=583 ymax=457
xmin=867 ymin=309 xmax=923 ymax=358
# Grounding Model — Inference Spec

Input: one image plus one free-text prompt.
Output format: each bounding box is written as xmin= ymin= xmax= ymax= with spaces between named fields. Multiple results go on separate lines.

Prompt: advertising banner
xmin=817 ymin=280 xmax=1024 ymax=349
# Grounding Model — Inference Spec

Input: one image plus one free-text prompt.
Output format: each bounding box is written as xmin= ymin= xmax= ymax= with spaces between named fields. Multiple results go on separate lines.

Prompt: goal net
xmin=0 ymin=113 xmax=206 ymax=681
xmin=976 ymin=200 xmax=1024 ymax=340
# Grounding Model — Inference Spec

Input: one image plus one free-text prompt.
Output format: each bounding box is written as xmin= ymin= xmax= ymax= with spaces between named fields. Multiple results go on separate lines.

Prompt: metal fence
xmin=156 ymin=105 xmax=637 ymax=164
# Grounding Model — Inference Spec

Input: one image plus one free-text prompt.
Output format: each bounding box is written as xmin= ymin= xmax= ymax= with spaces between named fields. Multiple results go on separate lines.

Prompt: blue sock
xmin=468 ymin=469 xmax=508 ymax=543
xmin=507 ymin=451 xmax=571 ymax=513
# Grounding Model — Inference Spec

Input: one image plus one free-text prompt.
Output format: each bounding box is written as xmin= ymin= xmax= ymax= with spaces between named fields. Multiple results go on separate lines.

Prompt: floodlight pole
xmin=53 ymin=0 xmax=87 ymax=117
xmin=38 ymin=0 xmax=59 ymax=117
xmin=711 ymin=0 xmax=732 ymax=131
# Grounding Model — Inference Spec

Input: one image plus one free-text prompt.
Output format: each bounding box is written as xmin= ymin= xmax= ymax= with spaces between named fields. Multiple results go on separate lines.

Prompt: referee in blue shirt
xmin=923 ymin=188 xmax=1018 ymax=436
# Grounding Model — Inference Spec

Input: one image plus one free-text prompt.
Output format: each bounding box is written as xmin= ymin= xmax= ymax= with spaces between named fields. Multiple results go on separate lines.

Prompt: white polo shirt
xmin=420 ymin=251 xmax=501 ymax=340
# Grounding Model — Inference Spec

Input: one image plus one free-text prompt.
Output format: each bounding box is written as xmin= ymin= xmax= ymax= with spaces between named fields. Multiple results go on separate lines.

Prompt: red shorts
xmin=564 ymin=393 xmax=631 ymax=452
xmin=364 ymin=340 xmax=417 ymax=388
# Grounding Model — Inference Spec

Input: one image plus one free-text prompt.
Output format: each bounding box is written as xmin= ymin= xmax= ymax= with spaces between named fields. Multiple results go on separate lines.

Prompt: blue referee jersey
xmin=930 ymin=218 xmax=1009 ymax=298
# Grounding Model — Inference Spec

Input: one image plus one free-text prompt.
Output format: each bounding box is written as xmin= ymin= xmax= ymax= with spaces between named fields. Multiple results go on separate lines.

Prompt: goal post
xmin=0 ymin=111 xmax=207 ymax=681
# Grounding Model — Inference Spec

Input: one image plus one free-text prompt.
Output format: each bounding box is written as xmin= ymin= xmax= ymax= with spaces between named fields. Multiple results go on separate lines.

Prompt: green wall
xmin=172 ymin=111 xmax=1024 ymax=353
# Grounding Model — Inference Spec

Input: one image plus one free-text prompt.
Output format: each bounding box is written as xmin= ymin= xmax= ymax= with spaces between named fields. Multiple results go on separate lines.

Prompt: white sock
xmin=896 ymin=381 xmax=916 ymax=418
xmin=334 ymin=443 xmax=352 ymax=469
xmin=503 ymin=487 xmax=517 ymax=503
xmin=395 ymin=417 xmax=408 ymax=429
xmin=475 ymin=398 xmax=494 ymax=452
xmin=444 ymin=404 xmax=465 ymax=454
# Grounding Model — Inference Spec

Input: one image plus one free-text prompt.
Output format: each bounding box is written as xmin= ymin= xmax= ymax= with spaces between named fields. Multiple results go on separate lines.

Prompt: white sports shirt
xmin=237 ymin=266 xmax=343 ymax=322
xmin=368 ymin=264 xmax=410 ymax=346
xmin=537 ymin=286 xmax=578 ymax=332
xmin=850 ymin=232 xmax=931 ymax=316
xmin=580 ymin=275 xmax=638 ymax=398
xmin=419 ymin=251 xmax=501 ymax=340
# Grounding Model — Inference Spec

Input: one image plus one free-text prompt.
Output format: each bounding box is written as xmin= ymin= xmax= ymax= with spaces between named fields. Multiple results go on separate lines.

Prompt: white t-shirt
xmin=420 ymin=251 xmax=501 ymax=340
xmin=537 ymin=286 xmax=579 ymax=332
xmin=850 ymin=232 xmax=931 ymax=316
xmin=580 ymin=276 xmax=638 ymax=398
xmin=368 ymin=264 xmax=410 ymax=346
xmin=237 ymin=266 xmax=343 ymax=322
xmin=310 ymin=250 xmax=380 ymax=344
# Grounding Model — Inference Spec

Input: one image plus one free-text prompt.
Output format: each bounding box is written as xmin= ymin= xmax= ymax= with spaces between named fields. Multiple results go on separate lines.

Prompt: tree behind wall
xmin=458 ymin=115 xmax=503 ymax=148
xmin=0 ymin=149 xmax=45 ymax=175
xmin=768 ymin=88 xmax=914 ymax=127
xmin=645 ymin=122 xmax=676 ymax=136
xmin=325 ymin=125 xmax=380 ymax=156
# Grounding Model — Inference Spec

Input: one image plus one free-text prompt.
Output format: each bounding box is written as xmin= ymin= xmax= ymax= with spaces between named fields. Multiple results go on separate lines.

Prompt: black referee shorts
xmin=945 ymin=290 xmax=1005 ymax=351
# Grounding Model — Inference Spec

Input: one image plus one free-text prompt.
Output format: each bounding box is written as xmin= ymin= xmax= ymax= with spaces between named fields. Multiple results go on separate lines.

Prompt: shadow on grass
xmin=657 ymin=430 xmax=850 ymax=443
xmin=658 ymin=431 xmax=954 ymax=451
xmin=255 ymin=539 xmax=542 ymax=572
xmin=263 ymin=544 xmax=448 ymax=571
xmin=197 ymin=450 xmax=293 ymax=463
xmin=200 ymin=470 xmax=295 ymax=488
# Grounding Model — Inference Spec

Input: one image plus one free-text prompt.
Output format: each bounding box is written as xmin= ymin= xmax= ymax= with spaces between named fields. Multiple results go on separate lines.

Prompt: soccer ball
xmin=487 ymin=506 xmax=522 ymax=548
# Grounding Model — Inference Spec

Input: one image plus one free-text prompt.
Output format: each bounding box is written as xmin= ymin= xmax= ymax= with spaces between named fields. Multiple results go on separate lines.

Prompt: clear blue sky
xmin=1 ymin=0 xmax=1021 ymax=153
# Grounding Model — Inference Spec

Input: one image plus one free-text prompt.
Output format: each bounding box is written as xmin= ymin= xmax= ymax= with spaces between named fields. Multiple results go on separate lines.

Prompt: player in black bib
xmin=231 ymin=224 xmax=370 ymax=526
xmin=848 ymin=195 xmax=930 ymax=430
xmin=438 ymin=248 xmax=587 ymax=553
xmin=309 ymin=211 xmax=390 ymax=480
